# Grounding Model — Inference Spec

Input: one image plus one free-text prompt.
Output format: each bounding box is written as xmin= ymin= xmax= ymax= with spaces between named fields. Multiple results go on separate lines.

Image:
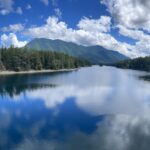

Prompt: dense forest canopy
xmin=0 ymin=47 xmax=89 ymax=71
xmin=114 ymin=56 xmax=150 ymax=71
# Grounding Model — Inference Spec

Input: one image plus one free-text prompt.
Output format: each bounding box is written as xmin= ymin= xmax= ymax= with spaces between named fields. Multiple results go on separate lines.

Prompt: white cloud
xmin=16 ymin=7 xmax=22 ymax=15
xmin=41 ymin=0 xmax=49 ymax=6
xmin=101 ymin=0 xmax=150 ymax=31
xmin=0 ymin=33 xmax=27 ymax=48
xmin=0 ymin=0 xmax=13 ymax=15
xmin=101 ymin=0 xmax=150 ymax=57
xmin=117 ymin=25 xmax=150 ymax=56
xmin=118 ymin=25 xmax=148 ymax=41
xmin=1 ymin=24 xmax=24 ymax=33
xmin=25 ymin=16 xmax=134 ymax=57
xmin=78 ymin=16 xmax=111 ymax=33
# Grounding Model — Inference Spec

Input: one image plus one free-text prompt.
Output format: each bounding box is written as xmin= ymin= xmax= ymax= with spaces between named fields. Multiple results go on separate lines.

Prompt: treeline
xmin=0 ymin=47 xmax=90 ymax=71
xmin=114 ymin=56 xmax=150 ymax=71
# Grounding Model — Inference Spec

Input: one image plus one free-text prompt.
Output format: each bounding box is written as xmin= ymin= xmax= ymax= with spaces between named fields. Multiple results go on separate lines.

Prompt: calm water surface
xmin=0 ymin=66 xmax=150 ymax=150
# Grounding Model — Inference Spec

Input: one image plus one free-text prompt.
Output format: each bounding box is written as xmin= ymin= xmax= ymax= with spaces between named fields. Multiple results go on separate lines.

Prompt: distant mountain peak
xmin=26 ymin=38 xmax=129 ymax=64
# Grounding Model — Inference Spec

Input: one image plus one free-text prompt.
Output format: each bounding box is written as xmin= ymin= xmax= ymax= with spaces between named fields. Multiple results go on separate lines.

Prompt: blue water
xmin=0 ymin=66 xmax=150 ymax=150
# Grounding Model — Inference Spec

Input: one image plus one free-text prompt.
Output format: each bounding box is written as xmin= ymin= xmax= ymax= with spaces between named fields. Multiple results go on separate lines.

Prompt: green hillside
xmin=26 ymin=38 xmax=129 ymax=64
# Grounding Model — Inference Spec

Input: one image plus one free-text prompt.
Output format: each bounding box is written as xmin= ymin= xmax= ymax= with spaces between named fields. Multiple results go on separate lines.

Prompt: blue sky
xmin=1 ymin=0 xmax=150 ymax=57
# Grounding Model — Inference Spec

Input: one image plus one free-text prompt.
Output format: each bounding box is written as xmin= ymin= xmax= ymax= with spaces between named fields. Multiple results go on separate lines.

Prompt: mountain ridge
xmin=25 ymin=38 xmax=129 ymax=64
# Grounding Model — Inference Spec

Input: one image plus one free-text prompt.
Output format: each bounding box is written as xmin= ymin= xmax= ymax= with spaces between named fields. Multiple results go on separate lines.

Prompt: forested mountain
xmin=0 ymin=47 xmax=89 ymax=72
xmin=114 ymin=56 xmax=150 ymax=71
xmin=26 ymin=38 xmax=129 ymax=64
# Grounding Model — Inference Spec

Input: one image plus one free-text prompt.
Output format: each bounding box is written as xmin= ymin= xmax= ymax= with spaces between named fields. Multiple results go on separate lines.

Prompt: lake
xmin=0 ymin=66 xmax=150 ymax=150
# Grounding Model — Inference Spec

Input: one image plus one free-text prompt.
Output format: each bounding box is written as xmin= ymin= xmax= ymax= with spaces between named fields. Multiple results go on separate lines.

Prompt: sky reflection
xmin=0 ymin=66 xmax=150 ymax=149
xmin=10 ymin=66 xmax=150 ymax=117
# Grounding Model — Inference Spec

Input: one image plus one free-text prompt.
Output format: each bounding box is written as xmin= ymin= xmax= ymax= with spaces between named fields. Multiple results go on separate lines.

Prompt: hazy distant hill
xmin=26 ymin=38 xmax=129 ymax=64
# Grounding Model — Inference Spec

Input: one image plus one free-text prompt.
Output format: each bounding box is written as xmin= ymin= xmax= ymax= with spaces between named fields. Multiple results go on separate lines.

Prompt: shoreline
xmin=0 ymin=68 xmax=78 ymax=76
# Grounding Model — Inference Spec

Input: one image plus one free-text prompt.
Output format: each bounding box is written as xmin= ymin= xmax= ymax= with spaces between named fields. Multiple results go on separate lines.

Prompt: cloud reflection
xmin=14 ymin=115 xmax=150 ymax=150
xmin=22 ymin=66 xmax=150 ymax=117
xmin=0 ymin=66 xmax=150 ymax=149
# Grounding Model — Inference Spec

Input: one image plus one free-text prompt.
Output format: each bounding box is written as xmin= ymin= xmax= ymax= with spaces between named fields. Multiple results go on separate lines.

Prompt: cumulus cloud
xmin=1 ymin=0 xmax=150 ymax=57
xmin=101 ymin=0 xmax=150 ymax=31
xmin=78 ymin=16 xmax=111 ymax=33
xmin=101 ymin=0 xmax=150 ymax=57
xmin=1 ymin=24 xmax=24 ymax=33
xmin=0 ymin=0 xmax=13 ymax=15
xmin=0 ymin=33 xmax=27 ymax=48
xmin=25 ymin=16 xmax=134 ymax=57
xmin=117 ymin=25 xmax=150 ymax=56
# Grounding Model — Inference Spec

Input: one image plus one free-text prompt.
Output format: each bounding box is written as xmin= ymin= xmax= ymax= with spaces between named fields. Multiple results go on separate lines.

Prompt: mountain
xmin=114 ymin=56 xmax=150 ymax=71
xmin=25 ymin=38 xmax=129 ymax=64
